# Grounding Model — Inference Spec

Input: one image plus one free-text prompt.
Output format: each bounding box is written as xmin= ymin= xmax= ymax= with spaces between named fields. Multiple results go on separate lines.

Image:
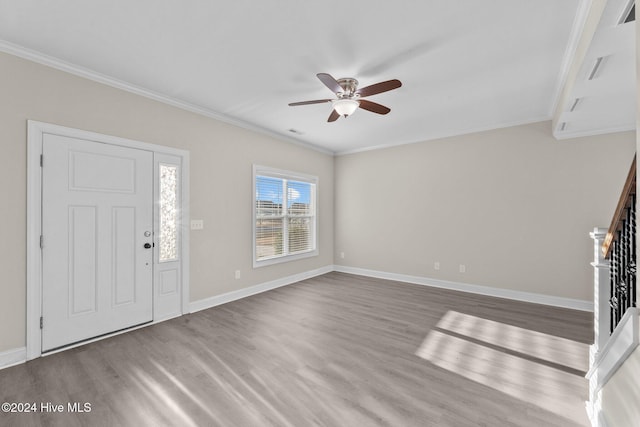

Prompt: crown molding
xmin=335 ymin=116 xmax=552 ymax=156
xmin=0 ymin=39 xmax=334 ymax=156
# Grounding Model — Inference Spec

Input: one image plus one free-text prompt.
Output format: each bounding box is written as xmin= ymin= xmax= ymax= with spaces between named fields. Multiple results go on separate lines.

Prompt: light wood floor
xmin=0 ymin=272 xmax=592 ymax=426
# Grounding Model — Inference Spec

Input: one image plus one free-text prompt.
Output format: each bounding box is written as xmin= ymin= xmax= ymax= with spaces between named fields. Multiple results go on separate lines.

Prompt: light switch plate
xmin=191 ymin=219 xmax=204 ymax=230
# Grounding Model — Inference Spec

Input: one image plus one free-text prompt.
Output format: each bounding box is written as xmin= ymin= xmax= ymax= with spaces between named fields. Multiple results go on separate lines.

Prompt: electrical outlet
xmin=235 ymin=270 xmax=241 ymax=279
xmin=434 ymin=261 xmax=440 ymax=270
xmin=190 ymin=219 xmax=204 ymax=230
xmin=459 ymin=264 xmax=466 ymax=273
xmin=340 ymin=252 xmax=345 ymax=259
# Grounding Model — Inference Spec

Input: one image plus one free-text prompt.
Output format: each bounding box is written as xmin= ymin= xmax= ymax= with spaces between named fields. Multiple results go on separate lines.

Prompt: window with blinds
xmin=253 ymin=166 xmax=317 ymax=266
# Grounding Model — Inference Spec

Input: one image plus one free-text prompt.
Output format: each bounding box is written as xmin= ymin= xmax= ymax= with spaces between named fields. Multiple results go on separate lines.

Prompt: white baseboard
xmin=192 ymin=264 xmax=592 ymax=313
xmin=3 ymin=263 xmax=593 ymax=370
xmin=0 ymin=347 xmax=26 ymax=370
xmin=189 ymin=265 xmax=334 ymax=313
xmin=334 ymin=265 xmax=593 ymax=312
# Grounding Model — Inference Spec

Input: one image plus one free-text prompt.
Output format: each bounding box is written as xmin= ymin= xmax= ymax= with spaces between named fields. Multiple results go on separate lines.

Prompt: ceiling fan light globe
xmin=332 ymin=99 xmax=359 ymax=117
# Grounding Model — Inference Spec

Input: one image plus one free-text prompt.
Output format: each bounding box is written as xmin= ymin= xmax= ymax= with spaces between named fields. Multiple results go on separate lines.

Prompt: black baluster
xmin=616 ymin=237 xmax=622 ymax=328
xmin=606 ymin=156 xmax=636 ymax=335
xmin=610 ymin=239 xmax=618 ymax=333
xmin=623 ymin=216 xmax=629 ymax=313
xmin=630 ymin=195 xmax=636 ymax=308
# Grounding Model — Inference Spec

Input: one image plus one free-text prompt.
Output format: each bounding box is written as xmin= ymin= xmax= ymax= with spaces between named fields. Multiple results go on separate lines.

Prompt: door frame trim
xmin=27 ymin=120 xmax=190 ymax=360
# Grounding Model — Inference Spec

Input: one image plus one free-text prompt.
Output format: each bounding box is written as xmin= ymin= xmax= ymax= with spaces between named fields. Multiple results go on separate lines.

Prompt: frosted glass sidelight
xmin=159 ymin=164 xmax=178 ymax=262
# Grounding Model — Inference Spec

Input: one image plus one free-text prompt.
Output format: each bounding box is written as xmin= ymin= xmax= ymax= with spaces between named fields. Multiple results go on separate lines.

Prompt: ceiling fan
xmin=289 ymin=73 xmax=402 ymax=122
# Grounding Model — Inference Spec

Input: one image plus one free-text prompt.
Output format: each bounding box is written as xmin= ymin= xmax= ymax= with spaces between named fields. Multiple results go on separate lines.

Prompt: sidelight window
xmin=159 ymin=163 xmax=178 ymax=262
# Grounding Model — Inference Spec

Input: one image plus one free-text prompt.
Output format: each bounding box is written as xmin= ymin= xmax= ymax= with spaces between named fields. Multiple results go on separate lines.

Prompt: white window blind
xmin=254 ymin=166 xmax=317 ymax=266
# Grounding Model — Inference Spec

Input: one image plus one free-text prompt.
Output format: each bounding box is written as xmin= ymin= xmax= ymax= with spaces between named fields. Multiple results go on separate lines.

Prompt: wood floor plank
xmin=0 ymin=272 xmax=592 ymax=426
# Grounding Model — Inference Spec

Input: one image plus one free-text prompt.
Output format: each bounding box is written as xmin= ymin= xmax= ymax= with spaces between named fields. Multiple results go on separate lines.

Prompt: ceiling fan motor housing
xmin=337 ymin=78 xmax=359 ymax=98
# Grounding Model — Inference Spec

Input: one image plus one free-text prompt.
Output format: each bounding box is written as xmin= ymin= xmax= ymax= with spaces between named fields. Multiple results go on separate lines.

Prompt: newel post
xmin=590 ymin=227 xmax=610 ymax=352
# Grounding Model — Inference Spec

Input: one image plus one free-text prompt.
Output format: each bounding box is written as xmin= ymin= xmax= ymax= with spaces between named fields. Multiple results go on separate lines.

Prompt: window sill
xmin=253 ymin=249 xmax=318 ymax=268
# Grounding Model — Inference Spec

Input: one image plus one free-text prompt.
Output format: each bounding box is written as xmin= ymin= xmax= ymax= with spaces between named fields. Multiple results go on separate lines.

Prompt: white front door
xmin=41 ymin=133 xmax=154 ymax=351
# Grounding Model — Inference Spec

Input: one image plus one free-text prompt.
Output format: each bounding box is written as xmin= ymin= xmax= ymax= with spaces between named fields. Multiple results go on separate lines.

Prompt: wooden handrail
xmin=603 ymin=154 xmax=636 ymax=258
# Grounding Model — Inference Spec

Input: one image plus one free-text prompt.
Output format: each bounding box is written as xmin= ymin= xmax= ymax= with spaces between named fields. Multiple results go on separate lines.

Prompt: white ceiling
xmin=555 ymin=0 xmax=637 ymax=139
xmin=0 ymin=0 xmax=634 ymax=154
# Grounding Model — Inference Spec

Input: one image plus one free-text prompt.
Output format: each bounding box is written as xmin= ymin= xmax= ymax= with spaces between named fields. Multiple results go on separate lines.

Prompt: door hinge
xmin=40 ymin=154 xmax=43 ymax=167
xmin=40 ymin=235 xmax=43 ymax=249
xmin=40 ymin=316 xmax=43 ymax=329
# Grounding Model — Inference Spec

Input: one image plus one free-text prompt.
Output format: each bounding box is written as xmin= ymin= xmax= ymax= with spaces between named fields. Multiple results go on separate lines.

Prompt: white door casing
xmin=42 ymin=134 xmax=154 ymax=351
xmin=27 ymin=121 xmax=190 ymax=359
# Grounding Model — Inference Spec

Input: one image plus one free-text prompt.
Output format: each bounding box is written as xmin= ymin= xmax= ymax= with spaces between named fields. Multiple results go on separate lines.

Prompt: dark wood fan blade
xmin=357 ymin=79 xmax=402 ymax=98
xmin=327 ymin=110 xmax=340 ymax=122
xmin=288 ymin=99 xmax=332 ymax=106
xmin=317 ymin=73 xmax=343 ymax=94
xmin=359 ymin=99 xmax=391 ymax=115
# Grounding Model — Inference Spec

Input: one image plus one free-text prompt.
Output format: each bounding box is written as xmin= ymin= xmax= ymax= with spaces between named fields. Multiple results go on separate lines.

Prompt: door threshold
xmin=41 ymin=320 xmax=153 ymax=356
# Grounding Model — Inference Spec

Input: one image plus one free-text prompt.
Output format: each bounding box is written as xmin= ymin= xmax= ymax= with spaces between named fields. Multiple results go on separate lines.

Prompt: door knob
xmin=144 ymin=243 xmax=152 ymax=249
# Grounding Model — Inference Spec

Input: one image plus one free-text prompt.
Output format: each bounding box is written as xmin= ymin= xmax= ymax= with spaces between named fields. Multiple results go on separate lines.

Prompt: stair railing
xmin=602 ymin=155 xmax=636 ymax=333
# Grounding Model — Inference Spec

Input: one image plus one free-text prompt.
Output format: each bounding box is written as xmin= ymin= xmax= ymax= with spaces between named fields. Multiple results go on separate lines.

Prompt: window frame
xmin=253 ymin=165 xmax=318 ymax=268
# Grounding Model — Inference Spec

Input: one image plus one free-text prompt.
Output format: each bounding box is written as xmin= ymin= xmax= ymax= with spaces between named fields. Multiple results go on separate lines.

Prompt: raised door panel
xmin=112 ymin=207 xmax=136 ymax=306
xmin=42 ymin=134 xmax=153 ymax=351
xmin=68 ymin=206 xmax=97 ymax=316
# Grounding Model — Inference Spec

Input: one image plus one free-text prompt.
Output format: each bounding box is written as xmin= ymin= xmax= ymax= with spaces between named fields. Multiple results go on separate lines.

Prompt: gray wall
xmin=0 ymin=52 xmax=334 ymax=353
xmin=334 ymin=121 xmax=635 ymax=301
xmin=0 ymin=49 xmax=635 ymax=358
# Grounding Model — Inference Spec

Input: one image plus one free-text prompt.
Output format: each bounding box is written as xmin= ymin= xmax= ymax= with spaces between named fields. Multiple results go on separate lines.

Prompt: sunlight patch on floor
xmin=435 ymin=310 xmax=589 ymax=372
xmin=416 ymin=311 xmax=589 ymax=422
